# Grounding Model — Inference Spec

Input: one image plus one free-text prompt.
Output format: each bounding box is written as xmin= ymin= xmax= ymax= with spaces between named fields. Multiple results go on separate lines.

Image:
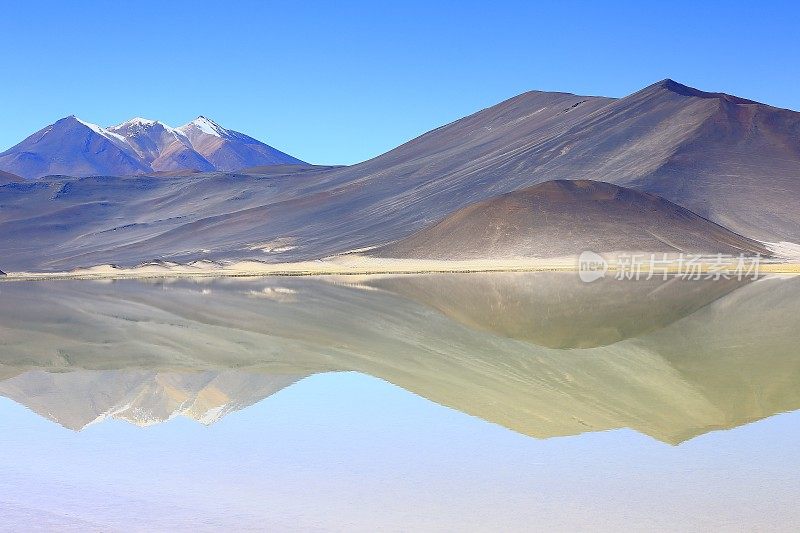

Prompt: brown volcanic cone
xmin=371 ymin=180 xmax=768 ymax=259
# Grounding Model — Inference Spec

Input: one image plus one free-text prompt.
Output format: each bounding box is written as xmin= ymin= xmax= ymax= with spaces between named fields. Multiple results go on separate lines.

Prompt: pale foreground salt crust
xmin=3 ymin=252 xmax=800 ymax=281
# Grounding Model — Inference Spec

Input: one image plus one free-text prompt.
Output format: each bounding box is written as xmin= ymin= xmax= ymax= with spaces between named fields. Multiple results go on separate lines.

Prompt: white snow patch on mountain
xmin=74 ymin=116 xmax=131 ymax=145
xmin=186 ymin=116 xmax=225 ymax=137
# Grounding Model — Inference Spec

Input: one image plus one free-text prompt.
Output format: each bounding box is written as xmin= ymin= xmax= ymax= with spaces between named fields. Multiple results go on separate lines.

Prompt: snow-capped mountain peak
xmin=106 ymin=117 xmax=213 ymax=172
xmin=70 ymin=115 xmax=132 ymax=146
xmin=109 ymin=117 xmax=189 ymax=144
xmin=173 ymin=116 xmax=304 ymax=170
xmin=180 ymin=116 xmax=229 ymax=138
xmin=112 ymin=117 xmax=160 ymax=129
xmin=0 ymin=115 xmax=305 ymax=179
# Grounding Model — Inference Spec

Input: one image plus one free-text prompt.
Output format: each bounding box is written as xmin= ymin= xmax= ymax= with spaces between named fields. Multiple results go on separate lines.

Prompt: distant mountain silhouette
xmin=0 ymin=116 xmax=303 ymax=179
xmin=177 ymin=116 xmax=304 ymax=171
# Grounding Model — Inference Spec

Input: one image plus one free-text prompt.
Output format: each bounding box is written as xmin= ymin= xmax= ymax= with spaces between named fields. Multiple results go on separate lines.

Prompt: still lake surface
xmin=1 ymin=273 xmax=799 ymax=531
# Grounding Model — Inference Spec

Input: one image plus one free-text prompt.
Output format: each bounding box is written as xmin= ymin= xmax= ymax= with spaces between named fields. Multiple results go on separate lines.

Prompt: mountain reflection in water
xmin=0 ymin=273 xmax=798 ymax=444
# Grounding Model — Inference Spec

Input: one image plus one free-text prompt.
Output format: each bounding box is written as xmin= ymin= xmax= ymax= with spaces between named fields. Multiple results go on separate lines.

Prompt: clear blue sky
xmin=1 ymin=0 xmax=798 ymax=165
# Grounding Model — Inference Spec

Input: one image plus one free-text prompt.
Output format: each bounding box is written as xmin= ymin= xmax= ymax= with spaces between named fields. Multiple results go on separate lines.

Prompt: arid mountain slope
xmin=177 ymin=116 xmax=305 ymax=170
xmin=623 ymin=80 xmax=800 ymax=242
xmin=0 ymin=116 xmax=149 ymax=179
xmin=0 ymin=170 xmax=23 ymax=185
xmin=0 ymin=79 xmax=798 ymax=270
xmin=371 ymin=180 xmax=768 ymax=259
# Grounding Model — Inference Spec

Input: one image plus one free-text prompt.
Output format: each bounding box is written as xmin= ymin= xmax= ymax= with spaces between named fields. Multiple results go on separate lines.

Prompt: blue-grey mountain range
xmin=0 ymin=116 xmax=303 ymax=179
xmin=1 ymin=79 xmax=799 ymax=271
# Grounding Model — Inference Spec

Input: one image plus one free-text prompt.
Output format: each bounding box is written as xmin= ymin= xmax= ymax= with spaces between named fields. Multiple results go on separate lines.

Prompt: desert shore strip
xmin=3 ymin=256 xmax=800 ymax=282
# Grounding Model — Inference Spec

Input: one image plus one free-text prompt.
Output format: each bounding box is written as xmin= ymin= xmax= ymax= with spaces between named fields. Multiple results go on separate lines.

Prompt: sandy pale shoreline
xmin=2 ymin=255 xmax=800 ymax=282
